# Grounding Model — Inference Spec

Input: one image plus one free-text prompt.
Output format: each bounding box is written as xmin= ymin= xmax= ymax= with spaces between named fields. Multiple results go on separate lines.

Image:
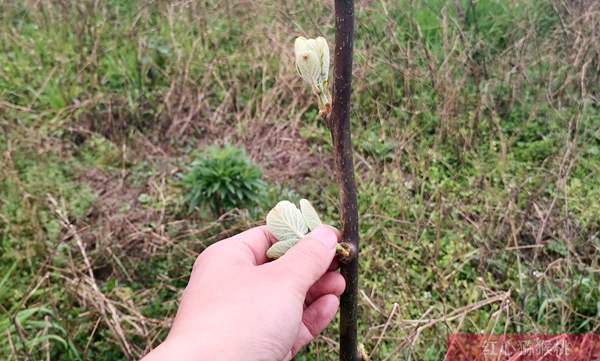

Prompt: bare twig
xmin=331 ymin=1 xmax=359 ymax=360
xmin=369 ymin=303 xmax=398 ymax=358
xmin=47 ymin=195 xmax=135 ymax=358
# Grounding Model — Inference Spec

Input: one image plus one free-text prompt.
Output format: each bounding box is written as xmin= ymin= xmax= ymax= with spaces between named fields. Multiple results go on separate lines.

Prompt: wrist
xmin=142 ymin=337 xmax=197 ymax=361
xmin=143 ymin=333 xmax=243 ymax=361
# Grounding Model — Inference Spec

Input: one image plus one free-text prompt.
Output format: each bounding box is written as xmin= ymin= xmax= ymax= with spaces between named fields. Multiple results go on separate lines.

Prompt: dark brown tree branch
xmin=330 ymin=1 xmax=359 ymax=360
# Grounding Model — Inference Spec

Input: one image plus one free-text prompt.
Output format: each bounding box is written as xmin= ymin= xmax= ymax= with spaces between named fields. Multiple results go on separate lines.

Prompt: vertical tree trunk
xmin=331 ymin=1 xmax=358 ymax=360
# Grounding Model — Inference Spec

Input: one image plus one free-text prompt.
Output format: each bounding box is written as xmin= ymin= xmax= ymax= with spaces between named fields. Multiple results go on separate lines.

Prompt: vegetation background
xmin=1 ymin=0 xmax=599 ymax=359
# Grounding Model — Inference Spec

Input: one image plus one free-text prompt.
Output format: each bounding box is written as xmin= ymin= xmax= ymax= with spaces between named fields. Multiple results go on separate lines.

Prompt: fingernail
xmin=310 ymin=226 xmax=337 ymax=249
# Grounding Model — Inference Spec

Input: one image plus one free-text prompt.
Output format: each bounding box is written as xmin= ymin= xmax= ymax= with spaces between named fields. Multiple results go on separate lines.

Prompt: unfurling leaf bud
xmin=294 ymin=36 xmax=332 ymax=116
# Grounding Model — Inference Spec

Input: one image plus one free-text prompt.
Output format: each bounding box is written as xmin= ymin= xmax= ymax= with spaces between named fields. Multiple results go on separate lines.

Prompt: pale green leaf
xmin=266 ymin=200 xmax=308 ymax=243
xmin=266 ymin=239 xmax=297 ymax=260
xmin=300 ymin=199 xmax=322 ymax=231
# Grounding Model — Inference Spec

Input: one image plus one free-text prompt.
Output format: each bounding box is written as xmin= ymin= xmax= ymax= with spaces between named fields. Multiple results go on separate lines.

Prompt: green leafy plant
xmin=0 ymin=306 xmax=81 ymax=359
xmin=182 ymin=146 xmax=266 ymax=216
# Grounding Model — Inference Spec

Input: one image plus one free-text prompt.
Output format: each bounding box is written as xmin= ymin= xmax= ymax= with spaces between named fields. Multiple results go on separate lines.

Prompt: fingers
xmin=303 ymin=294 xmax=340 ymax=339
xmin=328 ymin=258 xmax=340 ymax=272
xmin=273 ymin=226 xmax=340 ymax=294
xmin=306 ymin=272 xmax=346 ymax=305
xmin=218 ymin=226 xmax=277 ymax=265
xmin=291 ymin=294 xmax=340 ymax=356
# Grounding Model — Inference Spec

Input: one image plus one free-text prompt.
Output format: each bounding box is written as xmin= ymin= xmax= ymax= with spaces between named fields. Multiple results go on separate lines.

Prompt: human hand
xmin=142 ymin=225 xmax=345 ymax=361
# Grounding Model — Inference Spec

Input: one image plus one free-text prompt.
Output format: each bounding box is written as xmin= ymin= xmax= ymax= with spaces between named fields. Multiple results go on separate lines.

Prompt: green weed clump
xmin=182 ymin=146 xmax=266 ymax=216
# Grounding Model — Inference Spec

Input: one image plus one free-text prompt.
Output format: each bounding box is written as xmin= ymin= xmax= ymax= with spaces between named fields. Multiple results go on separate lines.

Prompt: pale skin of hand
xmin=142 ymin=225 xmax=345 ymax=361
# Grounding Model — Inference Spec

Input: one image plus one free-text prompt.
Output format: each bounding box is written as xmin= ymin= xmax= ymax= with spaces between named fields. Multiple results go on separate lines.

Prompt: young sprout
xmin=294 ymin=36 xmax=332 ymax=117
xmin=265 ymin=199 xmax=356 ymax=262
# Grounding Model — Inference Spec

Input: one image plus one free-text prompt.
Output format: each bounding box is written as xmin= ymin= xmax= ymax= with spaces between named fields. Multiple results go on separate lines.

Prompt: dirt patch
xmin=77 ymin=169 xmax=163 ymax=277
xmin=241 ymin=121 xmax=331 ymax=182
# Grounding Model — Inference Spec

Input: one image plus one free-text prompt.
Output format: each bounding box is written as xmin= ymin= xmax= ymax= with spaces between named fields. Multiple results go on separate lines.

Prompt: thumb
xmin=274 ymin=226 xmax=339 ymax=294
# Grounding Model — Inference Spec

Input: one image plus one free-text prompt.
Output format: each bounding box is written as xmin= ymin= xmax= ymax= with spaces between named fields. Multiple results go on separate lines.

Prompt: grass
xmin=1 ymin=0 xmax=599 ymax=360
